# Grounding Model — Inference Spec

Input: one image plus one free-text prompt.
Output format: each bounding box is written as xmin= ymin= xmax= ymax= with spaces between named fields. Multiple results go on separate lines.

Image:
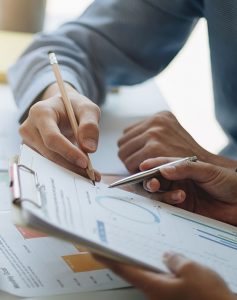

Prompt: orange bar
xmin=15 ymin=225 xmax=48 ymax=239
xmin=62 ymin=253 xmax=105 ymax=273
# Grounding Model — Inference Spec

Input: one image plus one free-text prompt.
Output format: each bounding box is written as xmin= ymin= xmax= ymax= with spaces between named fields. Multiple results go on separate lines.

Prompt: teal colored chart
xmin=95 ymin=195 xmax=160 ymax=224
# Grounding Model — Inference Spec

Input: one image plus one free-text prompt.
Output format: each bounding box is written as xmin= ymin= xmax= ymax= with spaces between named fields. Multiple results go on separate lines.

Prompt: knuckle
xmin=146 ymin=128 xmax=159 ymax=139
xmin=19 ymin=123 xmax=29 ymax=137
xmin=125 ymin=159 xmax=138 ymax=173
xmin=44 ymin=133 xmax=60 ymax=149
xmin=63 ymin=149 xmax=77 ymax=163
xmin=118 ymin=149 xmax=125 ymax=161
xmin=154 ymin=111 xmax=176 ymax=126
xmin=80 ymin=120 xmax=99 ymax=133
xmin=28 ymin=102 xmax=47 ymax=118
xmin=180 ymin=260 xmax=197 ymax=273
xmin=157 ymin=110 xmax=174 ymax=119
xmin=90 ymin=102 xmax=101 ymax=117
xmin=126 ymin=163 xmax=134 ymax=173
xmin=184 ymin=159 xmax=196 ymax=170
xmin=78 ymin=101 xmax=100 ymax=114
xmin=144 ymin=141 xmax=159 ymax=154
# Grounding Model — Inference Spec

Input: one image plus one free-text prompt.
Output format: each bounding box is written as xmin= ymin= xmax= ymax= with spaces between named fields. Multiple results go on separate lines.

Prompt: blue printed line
xmin=199 ymin=235 xmax=237 ymax=251
xmin=197 ymin=229 xmax=237 ymax=246
xmin=172 ymin=213 xmax=237 ymax=237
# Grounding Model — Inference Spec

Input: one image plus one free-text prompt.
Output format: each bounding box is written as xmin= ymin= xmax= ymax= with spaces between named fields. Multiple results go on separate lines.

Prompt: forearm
xmin=8 ymin=0 xmax=198 ymax=122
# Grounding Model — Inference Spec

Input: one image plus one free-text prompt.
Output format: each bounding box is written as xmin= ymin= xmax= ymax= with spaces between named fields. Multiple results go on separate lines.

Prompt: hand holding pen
xmin=109 ymin=156 xmax=197 ymax=188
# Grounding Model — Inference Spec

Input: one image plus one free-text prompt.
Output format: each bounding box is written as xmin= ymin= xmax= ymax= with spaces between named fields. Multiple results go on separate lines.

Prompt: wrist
xmin=206 ymin=153 xmax=237 ymax=170
xmin=40 ymin=82 xmax=77 ymax=100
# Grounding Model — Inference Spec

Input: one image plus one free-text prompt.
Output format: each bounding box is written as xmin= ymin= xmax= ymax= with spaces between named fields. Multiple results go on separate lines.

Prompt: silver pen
xmin=109 ymin=156 xmax=198 ymax=188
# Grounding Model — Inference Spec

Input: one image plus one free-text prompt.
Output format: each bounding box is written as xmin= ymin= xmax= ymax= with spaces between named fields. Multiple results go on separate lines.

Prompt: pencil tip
xmin=92 ymin=180 xmax=96 ymax=186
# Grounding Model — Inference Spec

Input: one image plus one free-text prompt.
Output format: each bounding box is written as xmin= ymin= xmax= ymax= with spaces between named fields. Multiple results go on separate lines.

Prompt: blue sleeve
xmin=8 ymin=0 xmax=201 ymax=119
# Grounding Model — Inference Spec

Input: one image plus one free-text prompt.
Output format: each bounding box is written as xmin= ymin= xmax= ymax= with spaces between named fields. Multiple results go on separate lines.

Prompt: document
xmin=12 ymin=145 xmax=237 ymax=293
xmin=0 ymin=213 xmax=127 ymax=298
xmin=0 ymin=172 xmax=127 ymax=298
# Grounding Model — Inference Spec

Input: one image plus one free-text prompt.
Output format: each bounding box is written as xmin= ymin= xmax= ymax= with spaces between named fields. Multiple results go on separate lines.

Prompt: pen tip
xmin=92 ymin=180 xmax=96 ymax=186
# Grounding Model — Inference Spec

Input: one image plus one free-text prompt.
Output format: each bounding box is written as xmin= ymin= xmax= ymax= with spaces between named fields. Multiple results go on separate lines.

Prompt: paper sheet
xmin=18 ymin=145 xmax=237 ymax=293
xmin=0 ymin=212 xmax=127 ymax=298
xmin=0 ymin=169 xmax=128 ymax=298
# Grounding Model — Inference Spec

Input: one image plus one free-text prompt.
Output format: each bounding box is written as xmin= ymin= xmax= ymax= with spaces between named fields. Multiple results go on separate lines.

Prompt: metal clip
xmin=10 ymin=163 xmax=43 ymax=208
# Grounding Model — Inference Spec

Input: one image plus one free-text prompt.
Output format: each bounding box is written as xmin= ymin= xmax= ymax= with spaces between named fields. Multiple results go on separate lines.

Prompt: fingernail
xmin=171 ymin=191 xmax=182 ymax=202
xmin=95 ymin=173 xmax=101 ymax=182
xmin=146 ymin=181 xmax=152 ymax=191
xmin=84 ymin=138 xmax=97 ymax=151
xmin=162 ymin=251 xmax=175 ymax=262
xmin=76 ymin=159 xmax=87 ymax=169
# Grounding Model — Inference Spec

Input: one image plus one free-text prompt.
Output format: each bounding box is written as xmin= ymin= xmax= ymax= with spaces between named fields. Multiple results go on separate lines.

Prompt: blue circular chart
xmin=95 ymin=195 xmax=160 ymax=224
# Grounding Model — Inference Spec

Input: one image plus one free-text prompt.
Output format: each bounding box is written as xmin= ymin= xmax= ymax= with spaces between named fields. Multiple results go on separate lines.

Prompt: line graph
xmin=95 ymin=195 xmax=160 ymax=224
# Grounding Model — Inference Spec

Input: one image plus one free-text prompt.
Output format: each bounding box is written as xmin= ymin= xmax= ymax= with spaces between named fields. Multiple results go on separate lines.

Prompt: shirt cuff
xmin=17 ymin=67 xmax=84 ymax=123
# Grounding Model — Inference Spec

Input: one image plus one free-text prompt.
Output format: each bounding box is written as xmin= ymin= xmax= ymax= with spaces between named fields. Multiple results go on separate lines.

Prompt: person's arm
xmin=8 ymin=0 xmax=200 ymax=119
xmin=97 ymin=252 xmax=236 ymax=300
xmin=8 ymin=0 xmax=200 ymax=173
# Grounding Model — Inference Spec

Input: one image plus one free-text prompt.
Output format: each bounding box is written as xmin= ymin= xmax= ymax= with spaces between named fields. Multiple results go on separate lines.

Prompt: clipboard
xmin=9 ymin=157 xmax=164 ymax=273
xmin=10 ymin=162 xmax=43 ymax=208
xmin=9 ymin=145 xmax=237 ymax=294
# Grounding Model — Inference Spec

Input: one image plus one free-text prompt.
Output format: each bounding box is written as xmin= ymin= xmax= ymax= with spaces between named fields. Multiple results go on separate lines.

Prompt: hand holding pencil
xmin=48 ymin=51 xmax=97 ymax=185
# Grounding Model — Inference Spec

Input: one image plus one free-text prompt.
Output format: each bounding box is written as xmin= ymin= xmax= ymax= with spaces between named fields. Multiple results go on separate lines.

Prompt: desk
xmin=0 ymin=81 xmax=168 ymax=300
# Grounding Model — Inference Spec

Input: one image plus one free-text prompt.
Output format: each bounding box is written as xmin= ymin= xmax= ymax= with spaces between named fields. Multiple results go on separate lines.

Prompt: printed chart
xmin=96 ymin=195 xmax=160 ymax=224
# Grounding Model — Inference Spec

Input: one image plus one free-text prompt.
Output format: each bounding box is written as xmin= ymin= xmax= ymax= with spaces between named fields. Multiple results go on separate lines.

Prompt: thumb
xmin=159 ymin=160 xmax=221 ymax=184
xmin=163 ymin=252 xmax=193 ymax=276
xmin=72 ymin=95 xmax=100 ymax=153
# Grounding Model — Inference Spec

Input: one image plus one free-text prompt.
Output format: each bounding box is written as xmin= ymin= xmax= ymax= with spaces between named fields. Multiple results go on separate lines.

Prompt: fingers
xmin=163 ymin=252 xmax=199 ymax=277
xmin=36 ymin=115 xmax=88 ymax=168
xmin=119 ymin=134 xmax=147 ymax=161
xmin=20 ymin=120 xmax=101 ymax=181
xmin=143 ymin=178 xmax=161 ymax=192
xmin=158 ymin=190 xmax=186 ymax=204
xmin=140 ymin=157 xmax=224 ymax=186
xmin=159 ymin=159 xmax=221 ymax=183
xmin=122 ymin=120 xmax=143 ymax=134
xmin=118 ymin=123 xmax=144 ymax=147
xmin=20 ymin=90 xmax=101 ymax=176
xmin=143 ymin=178 xmax=186 ymax=204
xmin=95 ymin=256 xmax=182 ymax=299
xmin=140 ymin=157 xmax=176 ymax=171
xmin=122 ymin=147 xmax=163 ymax=173
xmin=73 ymin=95 xmax=100 ymax=153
